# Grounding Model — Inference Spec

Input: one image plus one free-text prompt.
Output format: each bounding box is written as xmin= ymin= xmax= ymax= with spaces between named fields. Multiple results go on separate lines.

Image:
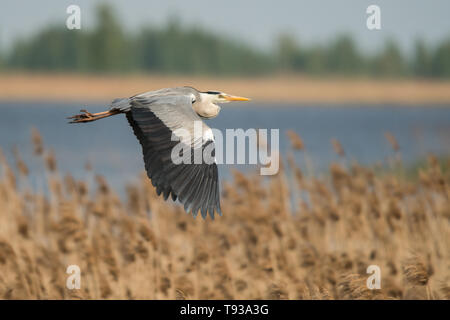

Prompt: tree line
xmin=1 ymin=5 xmax=449 ymax=78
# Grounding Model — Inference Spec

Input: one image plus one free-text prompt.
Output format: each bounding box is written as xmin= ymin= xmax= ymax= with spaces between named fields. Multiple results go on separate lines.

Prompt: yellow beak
xmin=223 ymin=94 xmax=251 ymax=102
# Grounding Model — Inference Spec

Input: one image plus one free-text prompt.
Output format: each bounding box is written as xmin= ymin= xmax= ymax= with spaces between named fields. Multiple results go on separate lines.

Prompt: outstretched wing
xmin=125 ymin=92 xmax=221 ymax=219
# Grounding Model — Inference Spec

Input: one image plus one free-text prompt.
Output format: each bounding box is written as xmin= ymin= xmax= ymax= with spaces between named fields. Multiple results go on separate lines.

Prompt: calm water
xmin=0 ymin=101 xmax=449 ymax=191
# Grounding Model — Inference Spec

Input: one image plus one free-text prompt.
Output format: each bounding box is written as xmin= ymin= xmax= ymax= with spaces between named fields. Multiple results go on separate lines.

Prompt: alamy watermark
xmin=366 ymin=5 xmax=381 ymax=30
xmin=170 ymin=121 xmax=280 ymax=176
xmin=64 ymin=264 xmax=381 ymax=291
xmin=66 ymin=5 xmax=81 ymax=30
xmin=66 ymin=264 xmax=81 ymax=289
xmin=367 ymin=265 xmax=381 ymax=289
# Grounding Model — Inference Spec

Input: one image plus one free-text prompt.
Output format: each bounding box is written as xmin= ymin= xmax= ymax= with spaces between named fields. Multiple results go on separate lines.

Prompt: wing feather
xmin=125 ymin=89 xmax=221 ymax=219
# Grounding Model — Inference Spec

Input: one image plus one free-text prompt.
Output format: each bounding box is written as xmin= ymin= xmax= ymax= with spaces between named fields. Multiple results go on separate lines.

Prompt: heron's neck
xmin=194 ymin=94 xmax=221 ymax=119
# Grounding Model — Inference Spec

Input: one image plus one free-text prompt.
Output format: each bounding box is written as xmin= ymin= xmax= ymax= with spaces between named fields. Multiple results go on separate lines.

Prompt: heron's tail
xmin=67 ymin=108 xmax=123 ymax=123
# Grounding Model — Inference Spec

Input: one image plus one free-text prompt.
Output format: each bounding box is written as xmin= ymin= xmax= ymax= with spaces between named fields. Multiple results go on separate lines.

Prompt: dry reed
xmin=0 ymin=129 xmax=448 ymax=300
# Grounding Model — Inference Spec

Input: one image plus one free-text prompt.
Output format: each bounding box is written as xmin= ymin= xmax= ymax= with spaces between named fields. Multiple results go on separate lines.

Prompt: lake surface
xmin=0 ymin=101 xmax=449 ymax=192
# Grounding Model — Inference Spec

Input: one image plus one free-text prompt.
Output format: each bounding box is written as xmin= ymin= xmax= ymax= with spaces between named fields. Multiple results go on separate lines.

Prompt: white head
xmin=193 ymin=90 xmax=250 ymax=119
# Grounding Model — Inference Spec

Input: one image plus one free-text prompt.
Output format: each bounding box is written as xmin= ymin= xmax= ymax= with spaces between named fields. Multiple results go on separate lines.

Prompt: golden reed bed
xmin=1 ymin=73 xmax=450 ymax=104
xmin=0 ymin=129 xmax=448 ymax=299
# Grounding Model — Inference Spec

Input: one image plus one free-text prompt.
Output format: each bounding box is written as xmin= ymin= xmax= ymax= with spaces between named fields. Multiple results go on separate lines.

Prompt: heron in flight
xmin=68 ymin=87 xmax=250 ymax=219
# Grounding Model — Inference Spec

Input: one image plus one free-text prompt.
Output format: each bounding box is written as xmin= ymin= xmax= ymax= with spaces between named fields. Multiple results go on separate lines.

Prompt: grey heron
xmin=68 ymin=87 xmax=250 ymax=219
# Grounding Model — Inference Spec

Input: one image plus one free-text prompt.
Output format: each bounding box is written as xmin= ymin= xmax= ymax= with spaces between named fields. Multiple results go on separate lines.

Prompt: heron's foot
xmin=68 ymin=109 xmax=120 ymax=123
xmin=67 ymin=109 xmax=93 ymax=123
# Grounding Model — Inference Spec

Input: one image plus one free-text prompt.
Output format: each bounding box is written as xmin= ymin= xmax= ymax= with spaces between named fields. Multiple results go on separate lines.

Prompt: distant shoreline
xmin=1 ymin=73 xmax=450 ymax=105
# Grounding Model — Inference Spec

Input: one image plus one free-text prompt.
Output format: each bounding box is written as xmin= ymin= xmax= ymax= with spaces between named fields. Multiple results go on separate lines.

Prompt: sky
xmin=1 ymin=0 xmax=450 ymax=53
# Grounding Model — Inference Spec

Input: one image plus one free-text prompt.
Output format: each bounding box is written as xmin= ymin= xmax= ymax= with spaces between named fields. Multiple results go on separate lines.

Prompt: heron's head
xmin=194 ymin=90 xmax=250 ymax=119
xmin=202 ymin=90 xmax=251 ymax=104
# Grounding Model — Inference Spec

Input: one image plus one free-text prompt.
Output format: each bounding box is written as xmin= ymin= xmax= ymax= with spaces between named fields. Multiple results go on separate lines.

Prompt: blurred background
xmin=0 ymin=0 xmax=449 ymax=189
xmin=1 ymin=0 xmax=450 ymax=77
xmin=0 ymin=0 xmax=449 ymax=301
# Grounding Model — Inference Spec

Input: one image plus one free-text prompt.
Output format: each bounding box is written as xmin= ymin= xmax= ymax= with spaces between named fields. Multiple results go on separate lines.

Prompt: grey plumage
xmin=125 ymin=99 xmax=220 ymax=218
xmin=69 ymin=86 xmax=250 ymax=219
